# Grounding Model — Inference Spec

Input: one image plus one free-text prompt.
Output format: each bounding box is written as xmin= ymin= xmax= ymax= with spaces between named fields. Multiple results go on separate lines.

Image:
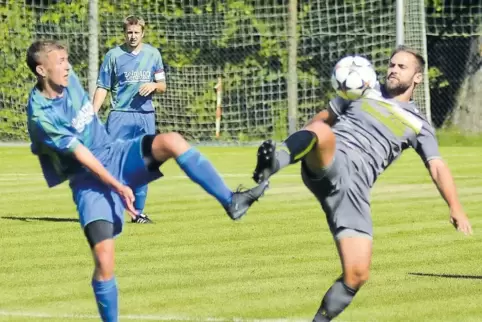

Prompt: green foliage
xmin=425 ymin=0 xmax=444 ymax=12
xmin=428 ymin=66 xmax=449 ymax=89
xmin=0 ymin=0 xmax=35 ymax=141
xmin=1 ymin=1 xmax=474 ymax=141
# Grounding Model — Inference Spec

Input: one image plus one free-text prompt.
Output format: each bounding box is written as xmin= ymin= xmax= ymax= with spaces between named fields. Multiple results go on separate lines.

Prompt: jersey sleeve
xmin=328 ymin=96 xmax=350 ymax=116
xmin=32 ymin=111 xmax=80 ymax=155
xmin=414 ymin=120 xmax=441 ymax=164
xmin=97 ymin=51 xmax=115 ymax=89
xmin=153 ymin=49 xmax=166 ymax=82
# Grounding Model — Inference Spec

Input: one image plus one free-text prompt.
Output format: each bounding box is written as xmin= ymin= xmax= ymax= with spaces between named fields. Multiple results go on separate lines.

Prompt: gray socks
xmin=313 ymin=278 xmax=358 ymax=322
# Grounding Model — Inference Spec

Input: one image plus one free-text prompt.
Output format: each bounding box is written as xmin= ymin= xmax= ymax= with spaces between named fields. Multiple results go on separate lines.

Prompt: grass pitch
xmin=0 ymin=145 xmax=481 ymax=321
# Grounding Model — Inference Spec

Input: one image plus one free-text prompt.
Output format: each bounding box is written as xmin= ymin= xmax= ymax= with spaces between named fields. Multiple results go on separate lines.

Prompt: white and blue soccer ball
xmin=330 ymin=55 xmax=377 ymax=100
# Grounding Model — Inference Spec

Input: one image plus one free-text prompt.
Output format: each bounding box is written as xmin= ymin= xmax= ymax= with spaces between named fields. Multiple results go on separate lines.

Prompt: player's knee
xmin=152 ymin=132 xmax=190 ymax=158
xmin=92 ymin=241 xmax=115 ymax=280
xmin=305 ymin=121 xmax=335 ymax=148
xmin=344 ymin=266 xmax=370 ymax=289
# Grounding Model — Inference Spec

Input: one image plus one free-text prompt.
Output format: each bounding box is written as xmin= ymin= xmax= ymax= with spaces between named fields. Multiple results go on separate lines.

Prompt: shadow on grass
xmin=1 ymin=216 xmax=79 ymax=223
xmin=408 ymin=272 xmax=482 ymax=280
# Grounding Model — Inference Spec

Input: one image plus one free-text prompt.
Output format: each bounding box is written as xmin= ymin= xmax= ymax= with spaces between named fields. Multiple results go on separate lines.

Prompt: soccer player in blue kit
xmin=93 ymin=15 xmax=165 ymax=223
xmin=252 ymin=46 xmax=473 ymax=321
xmin=26 ymin=39 xmax=268 ymax=322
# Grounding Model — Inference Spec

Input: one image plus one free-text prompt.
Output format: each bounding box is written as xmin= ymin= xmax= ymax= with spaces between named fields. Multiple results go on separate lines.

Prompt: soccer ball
xmin=330 ymin=55 xmax=377 ymax=100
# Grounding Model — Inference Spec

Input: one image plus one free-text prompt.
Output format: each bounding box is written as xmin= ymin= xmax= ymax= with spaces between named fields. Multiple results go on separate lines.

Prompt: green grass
xmin=0 ymin=146 xmax=481 ymax=321
xmin=436 ymin=128 xmax=482 ymax=147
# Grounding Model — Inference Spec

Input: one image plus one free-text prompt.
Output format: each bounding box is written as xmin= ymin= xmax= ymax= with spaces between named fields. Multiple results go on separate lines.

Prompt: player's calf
xmin=253 ymin=122 xmax=337 ymax=184
xmin=313 ymin=277 xmax=358 ymax=322
xmin=144 ymin=133 xmax=267 ymax=220
xmin=84 ymin=220 xmax=118 ymax=322
xmin=313 ymin=234 xmax=372 ymax=321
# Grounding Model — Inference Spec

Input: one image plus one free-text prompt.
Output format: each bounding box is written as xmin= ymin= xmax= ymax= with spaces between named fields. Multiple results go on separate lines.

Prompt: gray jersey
xmin=329 ymin=86 xmax=441 ymax=188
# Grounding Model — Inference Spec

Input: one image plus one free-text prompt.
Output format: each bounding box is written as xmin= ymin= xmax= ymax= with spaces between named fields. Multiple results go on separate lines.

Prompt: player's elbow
xmin=95 ymin=87 xmax=108 ymax=95
xmin=427 ymin=158 xmax=447 ymax=181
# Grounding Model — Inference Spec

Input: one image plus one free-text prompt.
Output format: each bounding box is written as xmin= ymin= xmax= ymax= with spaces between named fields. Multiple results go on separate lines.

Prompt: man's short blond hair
xmin=26 ymin=40 xmax=68 ymax=76
xmin=123 ymin=15 xmax=145 ymax=32
xmin=390 ymin=45 xmax=425 ymax=73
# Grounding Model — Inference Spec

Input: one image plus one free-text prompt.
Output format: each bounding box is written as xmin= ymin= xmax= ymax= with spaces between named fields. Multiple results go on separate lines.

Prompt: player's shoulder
xmin=105 ymin=46 xmax=124 ymax=59
xmin=27 ymin=86 xmax=51 ymax=113
xmin=143 ymin=43 xmax=162 ymax=56
xmin=398 ymin=100 xmax=428 ymax=122
xmin=26 ymin=88 xmax=57 ymax=127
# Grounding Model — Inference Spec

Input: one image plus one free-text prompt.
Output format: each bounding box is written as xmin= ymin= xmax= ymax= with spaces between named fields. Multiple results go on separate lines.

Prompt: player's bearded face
xmin=125 ymin=25 xmax=144 ymax=48
xmin=41 ymin=49 xmax=70 ymax=89
xmin=385 ymin=52 xmax=421 ymax=96
xmin=385 ymin=72 xmax=413 ymax=96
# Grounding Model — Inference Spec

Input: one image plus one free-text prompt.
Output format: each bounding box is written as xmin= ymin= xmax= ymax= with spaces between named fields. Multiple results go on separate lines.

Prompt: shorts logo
xmin=72 ymin=101 xmax=95 ymax=133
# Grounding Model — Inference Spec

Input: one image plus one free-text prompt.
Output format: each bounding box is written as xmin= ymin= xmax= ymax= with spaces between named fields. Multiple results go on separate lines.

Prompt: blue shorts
xmin=70 ymin=135 xmax=163 ymax=236
xmin=106 ymin=111 xmax=156 ymax=140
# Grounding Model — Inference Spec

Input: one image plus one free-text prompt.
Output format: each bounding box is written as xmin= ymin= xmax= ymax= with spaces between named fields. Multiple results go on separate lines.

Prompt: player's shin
xmin=176 ymin=148 xmax=233 ymax=206
xmin=278 ymin=130 xmax=317 ymax=169
xmin=313 ymin=277 xmax=358 ymax=322
xmin=92 ymin=277 xmax=118 ymax=322
xmin=134 ymin=184 xmax=148 ymax=213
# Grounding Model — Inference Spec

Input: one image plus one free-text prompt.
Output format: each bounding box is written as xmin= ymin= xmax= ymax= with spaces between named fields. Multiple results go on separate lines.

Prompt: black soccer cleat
xmin=131 ymin=213 xmax=154 ymax=224
xmin=252 ymin=140 xmax=278 ymax=184
xmin=225 ymin=180 xmax=269 ymax=220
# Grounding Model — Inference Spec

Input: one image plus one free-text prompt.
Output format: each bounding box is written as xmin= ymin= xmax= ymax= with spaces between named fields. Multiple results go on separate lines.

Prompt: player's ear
xmin=36 ymin=65 xmax=47 ymax=78
xmin=414 ymin=71 xmax=422 ymax=85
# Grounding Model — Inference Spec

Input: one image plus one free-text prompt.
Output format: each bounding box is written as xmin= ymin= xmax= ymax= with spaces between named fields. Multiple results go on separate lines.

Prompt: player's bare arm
xmin=92 ymin=87 xmax=108 ymax=113
xmin=139 ymin=81 xmax=166 ymax=96
xmin=427 ymin=158 xmax=472 ymax=235
xmin=72 ymin=143 xmax=137 ymax=216
xmin=305 ymin=108 xmax=337 ymax=127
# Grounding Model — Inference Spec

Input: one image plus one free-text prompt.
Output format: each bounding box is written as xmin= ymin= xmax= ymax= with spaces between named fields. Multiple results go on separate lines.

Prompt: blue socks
xmin=92 ymin=277 xmax=118 ymax=322
xmin=176 ymin=148 xmax=233 ymax=207
xmin=134 ymin=184 xmax=148 ymax=213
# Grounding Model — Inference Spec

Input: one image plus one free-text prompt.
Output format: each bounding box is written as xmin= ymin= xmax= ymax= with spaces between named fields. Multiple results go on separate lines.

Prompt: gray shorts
xmin=301 ymin=146 xmax=373 ymax=239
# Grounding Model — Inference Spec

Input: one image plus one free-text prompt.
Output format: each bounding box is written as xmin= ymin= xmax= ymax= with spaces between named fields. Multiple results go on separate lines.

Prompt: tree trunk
xmin=451 ymin=34 xmax=482 ymax=133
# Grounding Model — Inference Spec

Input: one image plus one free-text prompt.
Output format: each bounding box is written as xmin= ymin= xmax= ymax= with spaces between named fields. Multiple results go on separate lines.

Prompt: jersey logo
xmin=361 ymin=92 xmax=423 ymax=137
xmin=124 ymin=70 xmax=152 ymax=83
xmin=72 ymin=101 xmax=95 ymax=133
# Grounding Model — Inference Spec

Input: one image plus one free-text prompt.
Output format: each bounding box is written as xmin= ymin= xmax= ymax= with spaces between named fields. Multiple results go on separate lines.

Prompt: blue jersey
xmin=27 ymin=70 xmax=113 ymax=188
xmin=97 ymin=43 xmax=165 ymax=113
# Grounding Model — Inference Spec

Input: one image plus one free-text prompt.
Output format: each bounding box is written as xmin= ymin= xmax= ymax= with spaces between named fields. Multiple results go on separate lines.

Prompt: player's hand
xmin=139 ymin=83 xmax=157 ymax=96
xmin=116 ymin=185 xmax=137 ymax=217
xmin=449 ymin=208 xmax=472 ymax=235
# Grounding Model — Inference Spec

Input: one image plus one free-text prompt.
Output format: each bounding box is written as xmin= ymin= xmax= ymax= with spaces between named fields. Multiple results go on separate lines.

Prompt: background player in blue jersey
xmin=93 ymin=15 xmax=166 ymax=223
xmin=252 ymin=46 xmax=472 ymax=321
xmin=26 ymin=39 xmax=268 ymax=322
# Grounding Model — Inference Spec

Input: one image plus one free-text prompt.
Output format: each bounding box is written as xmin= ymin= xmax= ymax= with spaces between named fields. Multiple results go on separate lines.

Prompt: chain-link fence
xmin=0 ymin=0 xmax=480 ymax=141
xmin=425 ymin=1 xmax=482 ymax=132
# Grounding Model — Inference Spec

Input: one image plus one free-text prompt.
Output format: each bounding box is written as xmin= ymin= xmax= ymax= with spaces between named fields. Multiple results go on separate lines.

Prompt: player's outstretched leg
xmin=313 ymin=235 xmax=372 ymax=321
xmin=85 ymin=221 xmax=118 ymax=322
xmin=253 ymin=121 xmax=335 ymax=183
xmin=147 ymin=133 xmax=268 ymax=220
